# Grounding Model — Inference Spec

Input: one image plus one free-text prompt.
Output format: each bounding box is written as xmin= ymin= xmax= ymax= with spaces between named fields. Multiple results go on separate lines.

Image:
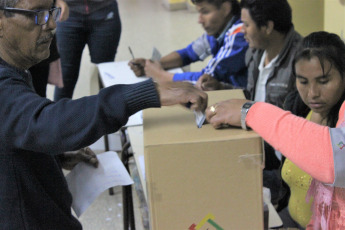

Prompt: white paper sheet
xmin=97 ymin=61 xmax=148 ymax=88
xmin=66 ymin=151 xmax=134 ymax=217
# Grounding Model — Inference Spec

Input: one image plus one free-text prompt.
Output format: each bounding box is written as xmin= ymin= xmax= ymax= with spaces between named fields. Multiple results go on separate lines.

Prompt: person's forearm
xmin=219 ymin=82 xmax=235 ymax=89
xmin=160 ymin=52 xmax=183 ymax=69
xmin=152 ymin=69 xmax=174 ymax=82
xmin=246 ymin=102 xmax=334 ymax=184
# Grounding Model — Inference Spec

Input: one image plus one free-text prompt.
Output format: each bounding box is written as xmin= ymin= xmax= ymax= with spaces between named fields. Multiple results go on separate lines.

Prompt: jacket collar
xmin=0 ymin=56 xmax=34 ymax=89
xmin=216 ymin=15 xmax=239 ymax=43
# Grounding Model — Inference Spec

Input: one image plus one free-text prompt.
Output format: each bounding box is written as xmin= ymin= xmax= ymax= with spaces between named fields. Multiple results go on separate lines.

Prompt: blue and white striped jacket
xmin=173 ymin=16 xmax=248 ymax=88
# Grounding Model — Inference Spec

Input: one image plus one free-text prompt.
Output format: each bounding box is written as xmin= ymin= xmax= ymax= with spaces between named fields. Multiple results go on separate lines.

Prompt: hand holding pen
xmin=128 ymin=46 xmax=146 ymax=77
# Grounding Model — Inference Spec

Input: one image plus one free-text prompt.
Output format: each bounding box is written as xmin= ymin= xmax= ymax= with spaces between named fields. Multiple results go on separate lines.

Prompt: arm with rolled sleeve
xmin=171 ymin=34 xmax=210 ymax=83
xmin=203 ymin=27 xmax=247 ymax=84
xmin=173 ymin=24 xmax=248 ymax=85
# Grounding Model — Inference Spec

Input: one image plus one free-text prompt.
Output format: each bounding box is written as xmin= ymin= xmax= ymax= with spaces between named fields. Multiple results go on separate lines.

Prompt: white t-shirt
xmin=254 ymin=51 xmax=279 ymax=102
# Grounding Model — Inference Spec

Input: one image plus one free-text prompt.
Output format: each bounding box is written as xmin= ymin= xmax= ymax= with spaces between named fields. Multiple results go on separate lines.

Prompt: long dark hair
xmin=291 ymin=31 xmax=345 ymax=127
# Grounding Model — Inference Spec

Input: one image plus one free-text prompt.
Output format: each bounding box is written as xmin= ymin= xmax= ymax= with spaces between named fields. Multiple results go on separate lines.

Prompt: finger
xmin=189 ymin=92 xmax=208 ymax=112
xmin=84 ymin=147 xmax=96 ymax=157
xmin=132 ymin=68 xmax=144 ymax=77
xmin=72 ymin=148 xmax=97 ymax=164
xmin=201 ymin=82 xmax=209 ymax=91
xmin=195 ymin=80 xmax=202 ymax=90
xmin=88 ymin=158 xmax=99 ymax=168
xmin=84 ymin=147 xmax=99 ymax=167
xmin=198 ymin=91 xmax=208 ymax=111
xmin=205 ymin=106 xmax=214 ymax=121
xmin=209 ymin=115 xmax=224 ymax=129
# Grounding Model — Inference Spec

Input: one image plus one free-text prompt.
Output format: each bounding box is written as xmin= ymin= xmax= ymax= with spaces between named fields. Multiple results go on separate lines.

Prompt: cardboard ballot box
xmin=143 ymin=90 xmax=264 ymax=230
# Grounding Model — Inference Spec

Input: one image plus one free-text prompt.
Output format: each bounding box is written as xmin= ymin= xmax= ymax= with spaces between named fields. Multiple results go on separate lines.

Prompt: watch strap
xmin=241 ymin=101 xmax=256 ymax=130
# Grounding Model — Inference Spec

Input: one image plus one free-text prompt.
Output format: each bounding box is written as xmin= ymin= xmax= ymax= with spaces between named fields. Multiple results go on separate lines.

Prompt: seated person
xmin=129 ymin=0 xmax=248 ymax=88
xmin=205 ymin=31 xmax=345 ymax=230
xmin=277 ymin=31 xmax=345 ymax=229
xmin=235 ymin=0 xmax=303 ymax=206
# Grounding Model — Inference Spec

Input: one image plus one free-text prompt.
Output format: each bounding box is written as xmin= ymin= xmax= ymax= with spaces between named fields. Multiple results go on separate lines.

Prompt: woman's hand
xmin=206 ymin=99 xmax=250 ymax=129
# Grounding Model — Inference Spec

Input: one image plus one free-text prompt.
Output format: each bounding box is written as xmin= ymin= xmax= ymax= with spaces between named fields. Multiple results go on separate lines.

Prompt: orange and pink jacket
xmin=247 ymin=102 xmax=345 ymax=229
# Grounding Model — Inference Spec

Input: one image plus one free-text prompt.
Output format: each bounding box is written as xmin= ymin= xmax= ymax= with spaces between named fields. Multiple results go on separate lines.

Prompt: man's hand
xmin=128 ymin=58 xmax=146 ymax=77
xmin=206 ymin=99 xmax=250 ymax=129
xmin=145 ymin=60 xmax=174 ymax=82
xmin=156 ymin=81 xmax=208 ymax=112
xmin=56 ymin=0 xmax=69 ymax=21
xmin=195 ymin=74 xmax=222 ymax=91
xmin=59 ymin=147 xmax=99 ymax=170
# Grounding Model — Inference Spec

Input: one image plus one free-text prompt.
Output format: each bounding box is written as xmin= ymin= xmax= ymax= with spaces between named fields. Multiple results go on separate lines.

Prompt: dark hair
xmin=240 ymin=0 xmax=292 ymax=34
xmin=192 ymin=0 xmax=240 ymax=16
xmin=292 ymin=31 xmax=345 ymax=127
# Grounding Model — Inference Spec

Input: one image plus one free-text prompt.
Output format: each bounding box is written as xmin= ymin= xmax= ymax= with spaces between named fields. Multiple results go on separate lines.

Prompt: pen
xmin=128 ymin=46 xmax=135 ymax=60
xmin=128 ymin=46 xmax=142 ymax=67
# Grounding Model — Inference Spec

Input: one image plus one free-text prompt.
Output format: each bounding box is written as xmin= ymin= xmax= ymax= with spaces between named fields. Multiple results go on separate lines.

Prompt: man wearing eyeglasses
xmin=0 ymin=0 xmax=208 ymax=228
xmin=28 ymin=0 xmax=68 ymax=97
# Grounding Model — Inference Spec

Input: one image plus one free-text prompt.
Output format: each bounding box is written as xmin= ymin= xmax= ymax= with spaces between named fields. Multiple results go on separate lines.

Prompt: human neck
xmin=215 ymin=14 xmax=234 ymax=38
xmin=264 ymin=31 xmax=286 ymax=66
xmin=0 ymin=51 xmax=30 ymax=71
xmin=310 ymin=111 xmax=328 ymax=126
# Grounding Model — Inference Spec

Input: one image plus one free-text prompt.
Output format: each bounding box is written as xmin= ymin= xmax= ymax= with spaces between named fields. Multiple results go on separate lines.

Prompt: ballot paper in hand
xmin=151 ymin=47 xmax=162 ymax=61
xmin=65 ymin=151 xmax=133 ymax=217
xmin=194 ymin=110 xmax=206 ymax=128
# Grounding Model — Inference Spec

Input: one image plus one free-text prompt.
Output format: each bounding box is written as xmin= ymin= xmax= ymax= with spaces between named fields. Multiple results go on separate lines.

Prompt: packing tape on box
xmin=238 ymin=153 xmax=264 ymax=168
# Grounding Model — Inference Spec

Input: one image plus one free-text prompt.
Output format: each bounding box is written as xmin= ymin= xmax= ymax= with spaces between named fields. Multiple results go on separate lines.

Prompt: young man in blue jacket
xmin=129 ymin=0 xmax=248 ymax=89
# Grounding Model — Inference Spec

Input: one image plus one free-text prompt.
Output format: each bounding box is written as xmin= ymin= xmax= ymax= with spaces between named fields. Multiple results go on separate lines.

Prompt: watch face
xmin=243 ymin=102 xmax=253 ymax=109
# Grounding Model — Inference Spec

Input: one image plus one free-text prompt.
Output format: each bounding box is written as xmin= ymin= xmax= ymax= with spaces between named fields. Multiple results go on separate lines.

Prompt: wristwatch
xmin=241 ymin=101 xmax=256 ymax=130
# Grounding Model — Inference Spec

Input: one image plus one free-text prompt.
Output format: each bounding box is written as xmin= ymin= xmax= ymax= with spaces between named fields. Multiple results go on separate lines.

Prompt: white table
xmin=97 ymin=61 xmax=150 ymax=230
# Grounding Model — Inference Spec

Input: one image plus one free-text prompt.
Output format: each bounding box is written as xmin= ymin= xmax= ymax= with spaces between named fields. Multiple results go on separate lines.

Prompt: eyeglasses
xmin=0 ymin=7 xmax=61 ymax=25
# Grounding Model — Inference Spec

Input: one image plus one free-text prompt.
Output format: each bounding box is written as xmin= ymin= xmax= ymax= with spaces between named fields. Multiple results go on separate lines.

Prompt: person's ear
xmin=265 ymin=21 xmax=274 ymax=35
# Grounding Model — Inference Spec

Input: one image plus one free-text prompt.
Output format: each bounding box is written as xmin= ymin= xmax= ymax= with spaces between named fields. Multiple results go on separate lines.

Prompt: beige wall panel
xmin=324 ymin=0 xmax=345 ymax=38
xmin=288 ymin=0 xmax=324 ymax=36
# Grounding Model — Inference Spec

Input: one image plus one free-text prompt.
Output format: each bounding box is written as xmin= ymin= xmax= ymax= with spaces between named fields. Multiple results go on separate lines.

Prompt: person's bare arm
xmin=145 ymin=60 xmax=174 ymax=82
xmin=159 ymin=51 xmax=183 ymax=69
